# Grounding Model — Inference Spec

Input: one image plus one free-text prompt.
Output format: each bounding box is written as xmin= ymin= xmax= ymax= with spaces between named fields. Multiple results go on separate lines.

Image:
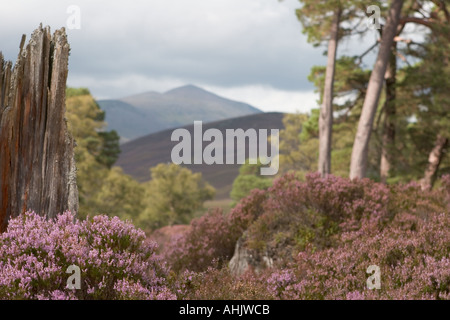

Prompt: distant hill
xmin=97 ymin=85 xmax=262 ymax=142
xmin=116 ymin=112 xmax=285 ymax=199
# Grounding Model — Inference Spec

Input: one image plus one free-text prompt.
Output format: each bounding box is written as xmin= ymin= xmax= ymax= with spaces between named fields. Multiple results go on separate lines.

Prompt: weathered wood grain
xmin=0 ymin=25 xmax=78 ymax=232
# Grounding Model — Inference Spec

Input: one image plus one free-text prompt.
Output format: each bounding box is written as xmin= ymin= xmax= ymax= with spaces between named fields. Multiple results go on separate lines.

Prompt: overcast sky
xmin=0 ymin=0 xmax=378 ymax=113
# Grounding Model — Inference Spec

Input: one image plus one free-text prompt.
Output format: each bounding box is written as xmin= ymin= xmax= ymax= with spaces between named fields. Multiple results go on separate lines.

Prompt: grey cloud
xmin=0 ymin=0 xmax=375 ymax=106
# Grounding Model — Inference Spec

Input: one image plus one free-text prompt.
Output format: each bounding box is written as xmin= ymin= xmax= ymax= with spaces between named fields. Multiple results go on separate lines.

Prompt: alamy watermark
xmin=171 ymin=121 xmax=279 ymax=175
xmin=366 ymin=5 xmax=381 ymax=30
xmin=66 ymin=264 xmax=81 ymax=290
xmin=66 ymin=5 xmax=81 ymax=30
xmin=366 ymin=265 xmax=381 ymax=290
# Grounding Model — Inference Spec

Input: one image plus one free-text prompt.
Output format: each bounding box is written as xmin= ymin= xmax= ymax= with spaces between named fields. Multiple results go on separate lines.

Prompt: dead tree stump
xmin=0 ymin=25 xmax=78 ymax=232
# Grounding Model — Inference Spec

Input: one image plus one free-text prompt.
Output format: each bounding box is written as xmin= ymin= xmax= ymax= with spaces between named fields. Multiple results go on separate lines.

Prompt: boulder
xmin=229 ymin=232 xmax=273 ymax=276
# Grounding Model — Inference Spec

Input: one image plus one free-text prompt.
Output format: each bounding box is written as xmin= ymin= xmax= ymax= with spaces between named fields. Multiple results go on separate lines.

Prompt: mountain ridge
xmin=116 ymin=112 xmax=285 ymax=199
xmin=97 ymin=85 xmax=262 ymax=142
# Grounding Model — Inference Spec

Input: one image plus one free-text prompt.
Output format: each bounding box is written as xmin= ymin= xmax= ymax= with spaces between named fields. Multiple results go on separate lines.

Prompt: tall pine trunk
xmin=420 ymin=134 xmax=448 ymax=191
xmin=350 ymin=0 xmax=404 ymax=179
xmin=380 ymin=44 xmax=397 ymax=183
xmin=318 ymin=8 xmax=341 ymax=176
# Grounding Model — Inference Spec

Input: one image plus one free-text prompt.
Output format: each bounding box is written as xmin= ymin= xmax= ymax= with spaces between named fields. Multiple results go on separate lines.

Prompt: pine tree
xmin=350 ymin=0 xmax=405 ymax=179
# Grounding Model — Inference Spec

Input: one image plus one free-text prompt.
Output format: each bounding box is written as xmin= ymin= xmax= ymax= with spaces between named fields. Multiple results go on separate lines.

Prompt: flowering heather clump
xmin=268 ymin=212 xmax=449 ymax=300
xmin=164 ymin=190 xmax=267 ymax=273
xmin=265 ymin=172 xmax=392 ymax=229
xmin=163 ymin=172 xmax=449 ymax=300
xmin=239 ymin=173 xmax=389 ymax=262
xmin=439 ymin=174 xmax=450 ymax=209
xmin=0 ymin=211 xmax=175 ymax=300
xmin=267 ymin=269 xmax=296 ymax=299
xmin=172 ymin=267 xmax=274 ymax=300
xmin=242 ymin=172 xmax=449 ymax=263
xmin=164 ymin=208 xmax=236 ymax=273
xmin=228 ymin=189 xmax=268 ymax=234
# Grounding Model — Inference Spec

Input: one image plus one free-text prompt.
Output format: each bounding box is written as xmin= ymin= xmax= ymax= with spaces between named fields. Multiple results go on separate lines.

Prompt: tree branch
xmin=430 ymin=0 xmax=450 ymax=23
xmin=356 ymin=41 xmax=380 ymax=64
xmin=399 ymin=16 xmax=434 ymax=28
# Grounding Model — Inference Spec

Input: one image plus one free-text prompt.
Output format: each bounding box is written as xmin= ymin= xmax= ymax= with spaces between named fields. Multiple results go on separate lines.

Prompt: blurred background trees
xmin=295 ymin=0 xmax=449 ymax=185
xmin=138 ymin=163 xmax=215 ymax=231
xmin=66 ymin=88 xmax=215 ymax=231
xmin=230 ymin=159 xmax=273 ymax=205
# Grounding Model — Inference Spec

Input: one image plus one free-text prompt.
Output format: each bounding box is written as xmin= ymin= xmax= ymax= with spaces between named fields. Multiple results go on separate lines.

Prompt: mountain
xmin=97 ymin=85 xmax=262 ymax=142
xmin=95 ymin=99 xmax=167 ymax=142
xmin=115 ymin=112 xmax=285 ymax=199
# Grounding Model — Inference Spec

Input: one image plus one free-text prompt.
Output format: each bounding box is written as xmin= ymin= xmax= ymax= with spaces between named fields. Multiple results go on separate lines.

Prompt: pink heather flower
xmin=0 ymin=211 xmax=174 ymax=300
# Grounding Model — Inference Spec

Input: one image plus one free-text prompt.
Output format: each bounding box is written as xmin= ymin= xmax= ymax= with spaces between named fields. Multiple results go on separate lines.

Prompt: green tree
xmin=278 ymin=111 xmax=318 ymax=176
xmin=137 ymin=164 xmax=215 ymax=231
xmin=350 ymin=0 xmax=405 ymax=180
xmin=93 ymin=167 xmax=146 ymax=221
xmin=297 ymin=0 xmax=342 ymax=176
xmin=395 ymin=22 xmax=450 ymax=188
xmin=296 ymin=0 xmax=375 ymax=176
xmin=349 ymin=0 xmax=450 ymax=180
xmin=230 ymin=159 xmax=273 ymax=205
xmin=66 ymin=88 xmax=120 ymax=167
xmin=97 ymin=130 xmax=121 ymax=169
xmin=308 ymin=56 xmax=371 ymax=178
xmin=65 ymin=88 xmax=126 ymax=218
xmin=66 ymin=89 xmax=109 ymax=216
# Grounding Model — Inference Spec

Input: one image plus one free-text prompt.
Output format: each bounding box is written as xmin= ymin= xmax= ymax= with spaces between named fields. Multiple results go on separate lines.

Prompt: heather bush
xmin=164 ymin=208 xmax=234 ymax=273
xmin=0 ymin=212 xmax=175 ymax=300
xmin=164 ymin=172 xmax=449 ymax=300
xmin=228 ymin=189 xmax=268 ymax=236
xmin=164 ymin=190 xmax=267 ymax=273
xmin=436 ymin=174 xmax=450 ymax=210
xmin=242 ymin=172 xmax=449 ymax=264
xmin=9 ymin=172 xmax=439 ymax=300
xmin=165 ymin=172 xmax=449 ymax=277
xmin=172 ymin=268 xmax=274 ymax=300
xmin=241 ymin=173 xmax=386 ymax=263
xmin=387 ymin=179 xmax=449 ymax=221
xmin=267 ymin=212 xmax=449 ymax=300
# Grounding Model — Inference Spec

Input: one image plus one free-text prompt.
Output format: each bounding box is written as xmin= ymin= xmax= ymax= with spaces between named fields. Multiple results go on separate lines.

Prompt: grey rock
xmin=229 ymin=233 xmax=273 ymax=276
